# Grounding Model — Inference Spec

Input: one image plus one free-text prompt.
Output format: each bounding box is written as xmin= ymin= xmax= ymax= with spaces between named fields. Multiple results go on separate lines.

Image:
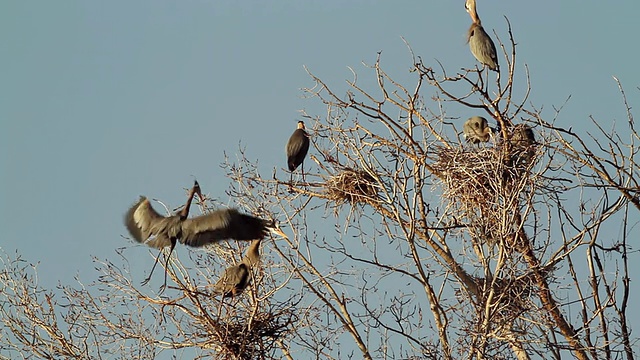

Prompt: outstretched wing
xmin=180 ymin=208 xmax=269 ymax=247
xmin=213 ymin=264 xmax=250 ymax=297
xmin=124 ymin=196 xmax=172 ymax=248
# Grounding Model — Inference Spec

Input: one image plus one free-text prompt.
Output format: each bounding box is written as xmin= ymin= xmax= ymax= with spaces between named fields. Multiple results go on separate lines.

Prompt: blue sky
xmin=1 ymin=0 xmax=639 ymax=351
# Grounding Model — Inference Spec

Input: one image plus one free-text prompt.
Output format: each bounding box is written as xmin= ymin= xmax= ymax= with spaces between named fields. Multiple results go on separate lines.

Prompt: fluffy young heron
xmin=509 ymin=124 xmax=535 ymax=147
xmin=463 ymin=116 xmax=493 ymax=144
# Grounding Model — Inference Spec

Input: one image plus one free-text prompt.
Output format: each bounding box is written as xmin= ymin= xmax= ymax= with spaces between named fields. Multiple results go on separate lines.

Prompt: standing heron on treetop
xmin=213 ymin=238 xmax=264 ymax=298
xmin=463 ymin=116 xmax=493 ymax=144
xmin=124 ymin=181 xmax=288 ymax=290
xmin=286 ymin=121 xmax=310 ymax=182
xmin=465 ymin=0 xmax=499 ymax=72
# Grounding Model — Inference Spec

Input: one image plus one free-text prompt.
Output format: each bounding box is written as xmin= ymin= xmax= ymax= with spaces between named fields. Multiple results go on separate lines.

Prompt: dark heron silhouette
xmin=465 ymin=0 xmax=499 ymax=72
xmin=463 ymin=116 xmax=492 ymax=144
xmin=124 ymin=181 xmax=287 ymax=289
xmin=213 ymin=239 xmax=263 ymax=297
xmin=509 ymin=124 xmax=535 ymax=147
xmin=508 ymin=124 xmax=536 ymax=167
xmin=286 ymin=121 xmax=310 ymax=180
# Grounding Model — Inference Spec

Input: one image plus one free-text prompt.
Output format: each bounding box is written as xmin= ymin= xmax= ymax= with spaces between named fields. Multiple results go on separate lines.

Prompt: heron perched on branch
xmin=465 ymin=0 xmax=499 ymax=72
xmin=463 ymin=116 xmax=493 ymax=144
xmin=213 ymin=239 xmax=263 ymax=298
xmin=286 ymin=121 xmax=310 ymax=180
xmin=124 ymin=181 xmax=287 ymax=289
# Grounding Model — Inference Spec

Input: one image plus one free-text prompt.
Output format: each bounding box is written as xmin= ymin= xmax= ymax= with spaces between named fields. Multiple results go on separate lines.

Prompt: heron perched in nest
xmin=465 ymin=0 xmax=499 ymax=72
xmin=509 ymin=124 xmax=535 ymax=148
xmin=463 ymin=116 xmax=493 ymax=144
xmin=213 ymin=239 xmax=264 ymax=298
xmin=286 ymin=121 xmax=310 ymax=179
xmin=507 ymin=124 xmax=537 ymax=167
xmin=124 ymin=181 xmax=287 ymax=289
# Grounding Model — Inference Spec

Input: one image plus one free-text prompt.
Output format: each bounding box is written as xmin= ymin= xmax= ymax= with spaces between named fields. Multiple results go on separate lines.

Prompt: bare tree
xmin=1 ymin=27 xmax=638 ymax=359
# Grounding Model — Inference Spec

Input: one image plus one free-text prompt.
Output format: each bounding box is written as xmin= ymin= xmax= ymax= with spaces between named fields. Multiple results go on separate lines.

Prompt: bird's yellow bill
xmin=272 ymin=227 xmax=289 ymax=240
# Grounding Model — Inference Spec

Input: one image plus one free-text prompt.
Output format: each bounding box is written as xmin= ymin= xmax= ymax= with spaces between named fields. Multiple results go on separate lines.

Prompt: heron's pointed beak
xmin=271 ymin=227 xmax=289 ymax=240
xmin=192 ymin=181 xmax=205 ymax=205
xmin=196 ymin=191 xmax=206 ymax=205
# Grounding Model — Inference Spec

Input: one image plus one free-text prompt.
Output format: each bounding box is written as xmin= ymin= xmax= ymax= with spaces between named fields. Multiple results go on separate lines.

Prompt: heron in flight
xmin=124 ymin=181 xmax=287 ymax=289
xmin=465 ymin=0 xmax=499 ymax=72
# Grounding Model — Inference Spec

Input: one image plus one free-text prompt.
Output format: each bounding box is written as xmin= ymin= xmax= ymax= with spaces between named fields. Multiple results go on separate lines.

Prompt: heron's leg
xmin=288 ymin=170 xmax=295 ymax=193
xmin=140 ymin=240 xmax=176 ymax=293
xmin=141 ymin=249 xmax=163 ymax=286
xmin=159 ymin=240 xmax=177 ymax=293
xmin=481 ymin=64 xmax=489 ymax=93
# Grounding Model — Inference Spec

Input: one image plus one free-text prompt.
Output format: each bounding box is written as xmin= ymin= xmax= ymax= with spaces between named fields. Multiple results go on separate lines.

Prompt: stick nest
xmin=433 ymin=142 xmax=538 ymax=249
xmin=325 ymin=167 xmax=378 ymax=205
xmin=209 ymin=310 xmax=294 ymax=359
xmin=433 ymin=143 xmax=537 ymax=211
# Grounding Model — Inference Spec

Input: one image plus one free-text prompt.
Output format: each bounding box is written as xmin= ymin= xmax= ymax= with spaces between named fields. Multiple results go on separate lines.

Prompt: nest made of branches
xmin=325 ymin=167 xmax=379 ymax=205
xmin=472 ymin=267 xmax=552 ymax=325
xmin=207 ymin=309 xmax=294 ymax=359
xmin=433 ymin=141 xmax=538 ymax=211
xmin=433 ymin=140 xmax=539 ymax=250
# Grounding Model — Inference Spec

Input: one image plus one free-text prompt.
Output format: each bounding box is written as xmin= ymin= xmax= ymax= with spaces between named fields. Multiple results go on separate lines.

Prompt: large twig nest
xmin=210 ymin=310 xmax=293 ymax=359
xmin=433 ymin=140 xmax=537 ymax=210
xmin=433 ymin=146 xmax=504 ymax=209
xmin=433 ymin=139 xmax=538 ymax=249
xmin=326 ymin=168 xmax=378 ymax=205
xmin=473 ymin=268 xmax=550 ymax=323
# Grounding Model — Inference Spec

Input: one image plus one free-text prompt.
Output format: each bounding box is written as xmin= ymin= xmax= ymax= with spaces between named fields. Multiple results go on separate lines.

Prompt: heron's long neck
xmin=242 ymin=239 xmax=262 ymax=267
xmin=465 ymin=0 xmax=481 ymax=25
xmin=180 ymin=189 xmax=196 ymax=219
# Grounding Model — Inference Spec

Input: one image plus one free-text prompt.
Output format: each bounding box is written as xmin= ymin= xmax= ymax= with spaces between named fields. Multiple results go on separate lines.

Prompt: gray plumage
xmin=124 ymin=181 xmax=202 ymax=287
xmin=181 ymin=209 xmax=273 ymax=247
xmin=509 ymin=124 xmax=535 ymax=147
xmin=214 ymin=263 xmax=250 ymax=298
xmin=213 ymin=239 xmax=262 ymax=297
xmin=286 ymin=121 xmax=310 ymax=172
xmin=508 ymin=124 xmax=536 ymax=167
xmin=124 ymin=181 xmax=286 ymax=288
xmin=126 ymin=202 xmax=274 ymax=249
xmin=463 ymin=116 xmax=492 ymax=144
xmin=465 ymin=0 xmax=499 ymax=72
xmin=125 ymin=181 xmax=202 ymax=249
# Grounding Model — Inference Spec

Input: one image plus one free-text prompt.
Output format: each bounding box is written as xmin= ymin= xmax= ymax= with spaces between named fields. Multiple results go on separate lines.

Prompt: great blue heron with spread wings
xmin=124 ymin=181 xmax=287 ymax=289
xmin=463 ymin=116 xmax=493 ymax=144
xmin=286 ymin=121 xmax=310 ymax=180
xmin=465 ymin=0 xmax=499 ymax=72
xmin=213 ymin=239 xmax=263 ymax=298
